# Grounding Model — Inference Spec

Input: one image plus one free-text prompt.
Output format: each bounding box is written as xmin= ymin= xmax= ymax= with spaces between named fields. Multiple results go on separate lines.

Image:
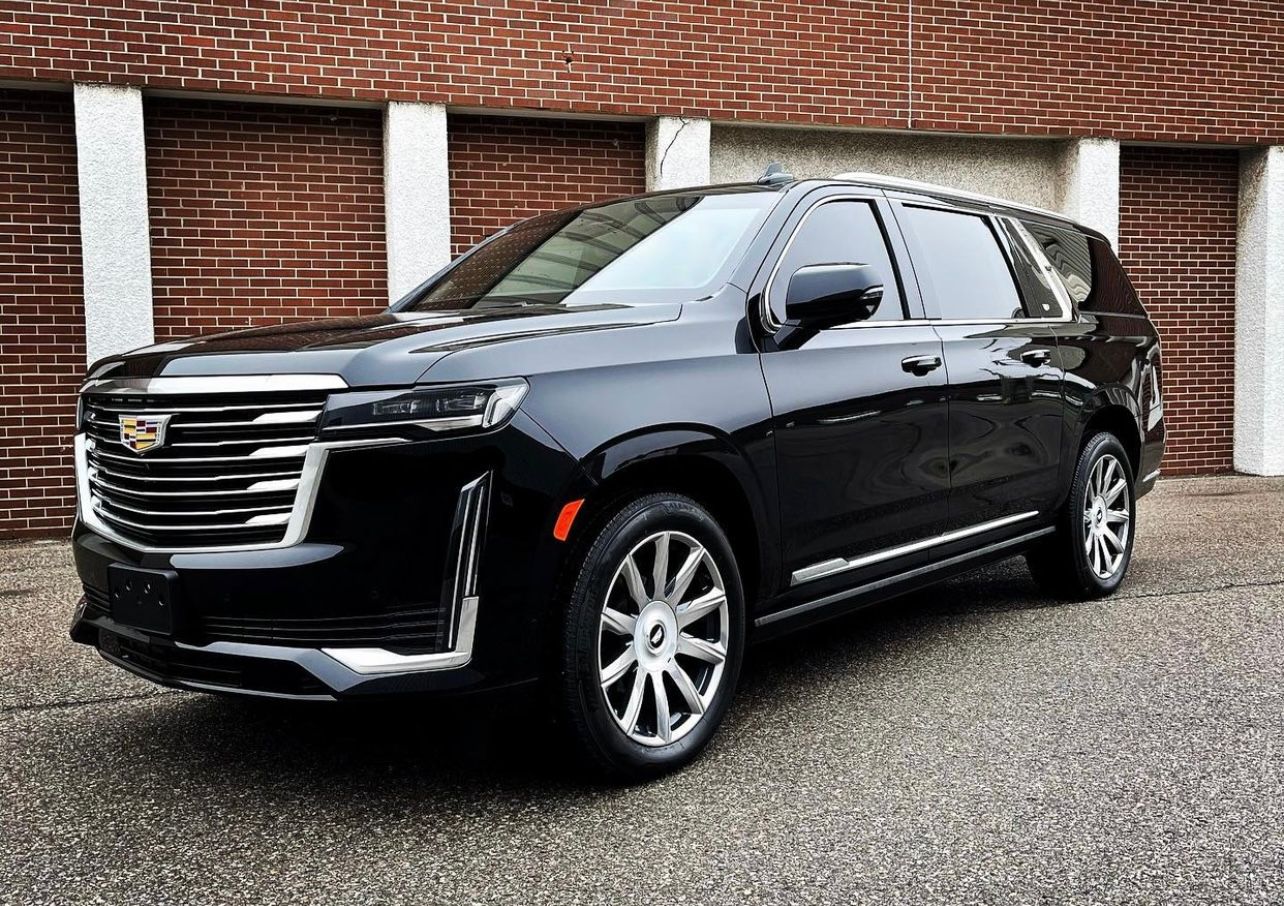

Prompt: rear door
xmin=889 ymin=197 xmax=1069 ymax=532
xmin=757 ymin=190 xmax=951 ymax=589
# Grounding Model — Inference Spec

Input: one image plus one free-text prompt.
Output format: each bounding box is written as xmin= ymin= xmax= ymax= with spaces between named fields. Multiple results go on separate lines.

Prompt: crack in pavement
xmin=958 ymin=576 xmax=1284 ymax=615
xmin=1094 ymin=575 xmax=1284 ymax=606
xmin=1 ymin=689 xmax=182 ymax=718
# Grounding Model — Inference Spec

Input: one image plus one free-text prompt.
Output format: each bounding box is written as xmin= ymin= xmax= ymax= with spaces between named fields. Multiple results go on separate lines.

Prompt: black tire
xmin=1027 ymin=432 xmax=1136 ymax=599
xmin=558 ymin=492 xmax=746 ymax=780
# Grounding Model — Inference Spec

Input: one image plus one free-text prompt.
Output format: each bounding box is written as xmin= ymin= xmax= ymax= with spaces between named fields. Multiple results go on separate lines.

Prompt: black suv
xmin=70 ymin=173 xmax=1164 ymax=777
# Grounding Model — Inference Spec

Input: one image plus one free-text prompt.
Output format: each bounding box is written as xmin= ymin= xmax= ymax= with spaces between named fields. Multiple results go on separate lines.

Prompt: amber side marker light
xmin=553 ymin=499 xmax=585 ymax=541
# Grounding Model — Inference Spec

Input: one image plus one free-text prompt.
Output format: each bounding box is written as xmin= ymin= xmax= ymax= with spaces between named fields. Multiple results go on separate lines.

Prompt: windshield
xmin=400 ymin=190 xmax=777 ymax=312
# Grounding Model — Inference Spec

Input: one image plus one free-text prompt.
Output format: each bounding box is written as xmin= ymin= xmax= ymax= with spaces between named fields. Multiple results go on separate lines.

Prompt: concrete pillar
xmin=1234 ymin=146 xmax=1284 ymax=476
xmin=645 ymin=117 xmax=711 ymax=191
xmin=1055 ymin=138 xmax=1120 ymax=248
xmin=72 ymin=84 xmax=154 ymax=365
xmin=383 ymin=102 xmax=450 ymax=302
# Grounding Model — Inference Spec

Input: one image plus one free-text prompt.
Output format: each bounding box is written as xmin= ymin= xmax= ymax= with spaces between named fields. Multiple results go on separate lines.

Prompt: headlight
xmin=319 ymin=379 xmax=529 ymax=438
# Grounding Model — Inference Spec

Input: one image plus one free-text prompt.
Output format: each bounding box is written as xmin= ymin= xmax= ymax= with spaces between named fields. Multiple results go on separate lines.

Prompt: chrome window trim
xmin=75 ymin=433 xmax=406 ymax=554
xmin=829 ymin=319 xmax=931 ymax=330
xmin=80 ymin=374 xmax=348 ymax=395
xmin=833 ymin=171 xmax=1073 ymax=224
xmin=762 ymin=196 xmax=1076 ymax=333
xmin=791 ymin=511 xmax=1040 ymax=585
xmin=830 ymin=315 xmax=1074 ymax=330
xmin=924 ymin=316 xmax=1074 ymax=326
xmin=322 ymin=471 xmax=491 ymax=675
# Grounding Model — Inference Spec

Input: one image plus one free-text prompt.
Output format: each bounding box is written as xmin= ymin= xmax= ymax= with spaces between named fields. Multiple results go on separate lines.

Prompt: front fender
xmin=551 ymin=424 xmax=781 ymax=606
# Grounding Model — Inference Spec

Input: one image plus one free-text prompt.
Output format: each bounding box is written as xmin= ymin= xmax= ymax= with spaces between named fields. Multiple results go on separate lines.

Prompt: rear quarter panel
xmin=1054 ymin=311 xmax=1164 ymax=496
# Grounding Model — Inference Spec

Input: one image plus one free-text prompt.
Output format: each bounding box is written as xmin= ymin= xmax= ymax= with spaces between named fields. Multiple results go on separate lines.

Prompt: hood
xmin=86 ymin=302 xmax=683 ymax=388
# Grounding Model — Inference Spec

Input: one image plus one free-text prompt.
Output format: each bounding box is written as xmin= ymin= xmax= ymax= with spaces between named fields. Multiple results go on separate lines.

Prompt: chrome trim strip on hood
xmin=80 ymin=374 xmax=349 ymax=395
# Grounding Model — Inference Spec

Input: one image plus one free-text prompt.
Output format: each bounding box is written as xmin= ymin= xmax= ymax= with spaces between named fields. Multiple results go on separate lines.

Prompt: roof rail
xmin=832 ymin=171 xmax=1070 ymax=223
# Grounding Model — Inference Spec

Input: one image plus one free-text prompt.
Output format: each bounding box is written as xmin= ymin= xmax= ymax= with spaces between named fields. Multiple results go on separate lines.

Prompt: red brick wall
xmin=0 ymin=90 xmax=83 ymax=537
xmin=146 ymin=99 xmax=386 ymax=340
xmin=1 ymin=2 xmax=1281 ymax=144
xmin=448 ymin=115 xmax=646 ymax=255
xmin=1118 ymin=146 xmax=1240 ymax=476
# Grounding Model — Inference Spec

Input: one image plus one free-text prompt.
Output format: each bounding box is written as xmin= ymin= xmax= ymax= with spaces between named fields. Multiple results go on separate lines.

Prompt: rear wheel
xmin=1027 ymin=432 xmax=1136 ymax=599
xmin=559 ymin=493 xmax=745 ymax=780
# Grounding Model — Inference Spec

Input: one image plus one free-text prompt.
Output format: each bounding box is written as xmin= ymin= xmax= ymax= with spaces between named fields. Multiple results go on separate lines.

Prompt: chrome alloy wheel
xmin=597 ymin=530 xmax=729 ymax=747
xmin=1083 ymin=453 xmax=1131 ymax=580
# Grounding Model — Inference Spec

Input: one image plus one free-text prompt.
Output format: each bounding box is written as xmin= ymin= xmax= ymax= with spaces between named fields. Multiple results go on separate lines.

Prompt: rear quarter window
xmin=999 ymin=219 xmax=1070 ymax=319
xmin=1023 ymin=222 xmax=1093 ymax=304
xmin=1023 ymin=222 xmax=1146 ymax=317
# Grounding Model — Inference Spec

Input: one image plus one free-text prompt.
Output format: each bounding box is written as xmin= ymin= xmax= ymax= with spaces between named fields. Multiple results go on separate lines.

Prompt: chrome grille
xmin=80 ymin=388 xmax=330 ymax=549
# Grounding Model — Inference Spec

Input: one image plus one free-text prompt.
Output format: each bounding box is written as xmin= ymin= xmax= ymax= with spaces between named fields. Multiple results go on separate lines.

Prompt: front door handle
xmin=1020 ymin=348 xmax=1052 ymax=367
xmin=901 ymin=354 xmax=942 ymax=376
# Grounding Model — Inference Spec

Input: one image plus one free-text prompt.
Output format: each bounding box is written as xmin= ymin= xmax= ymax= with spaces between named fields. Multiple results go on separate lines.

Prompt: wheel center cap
xmin=636 ymin=600 xmax=678 ymax=668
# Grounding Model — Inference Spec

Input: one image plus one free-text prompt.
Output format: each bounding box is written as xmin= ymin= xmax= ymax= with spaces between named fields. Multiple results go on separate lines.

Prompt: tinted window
xmin=1000 ymin=219 xmax=1069 ymax=319
xmin=1024 ymin=222 xmax=1093 ymax=305
xmin=404 ymin=191 xmax=776 ymax=311
xmin=1082 ymin=237 xmax=1145 ymax=315
xmin=770 ymin=200 xmax=905 ymax=322
xmin=900 ymin=206 xmax=1023 ymax=320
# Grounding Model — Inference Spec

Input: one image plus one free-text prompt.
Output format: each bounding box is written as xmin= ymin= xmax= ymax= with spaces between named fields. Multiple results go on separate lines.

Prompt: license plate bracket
xmin=108 ymin=564 xmax=179 ymax=636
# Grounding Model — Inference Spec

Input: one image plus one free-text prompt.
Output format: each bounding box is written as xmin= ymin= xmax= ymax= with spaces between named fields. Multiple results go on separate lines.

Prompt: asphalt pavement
xmin=3 ymin=476 xmax=1282 ymax=905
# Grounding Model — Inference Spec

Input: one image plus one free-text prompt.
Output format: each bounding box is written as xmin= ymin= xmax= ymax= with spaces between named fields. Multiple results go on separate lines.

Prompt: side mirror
xmin=784 ymin=264 xmax=884 ymax=328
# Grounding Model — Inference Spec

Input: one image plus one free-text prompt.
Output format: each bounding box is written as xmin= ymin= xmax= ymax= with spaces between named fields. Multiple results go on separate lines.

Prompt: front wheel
xmin=559 ymin=493 xmax=745 ymax=780
xmin=1027 ymin=432 xmax=1136 ymax=599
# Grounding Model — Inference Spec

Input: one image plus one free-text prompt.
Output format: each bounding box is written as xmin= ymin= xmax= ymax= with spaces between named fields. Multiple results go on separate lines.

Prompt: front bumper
xmin=70 ymin=411 xmax=583 ymax=700
xmin=71 ymin=605 xmax=503 ymax=700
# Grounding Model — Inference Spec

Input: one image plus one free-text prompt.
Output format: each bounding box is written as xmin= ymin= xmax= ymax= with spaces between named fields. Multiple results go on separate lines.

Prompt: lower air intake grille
xmin=197 ymin=608 xmax=446 ymax=649
xmin=100 ymin=630 xmax=330 ymax=697
xmin=83 ymin=584 xmax=110 ymax=618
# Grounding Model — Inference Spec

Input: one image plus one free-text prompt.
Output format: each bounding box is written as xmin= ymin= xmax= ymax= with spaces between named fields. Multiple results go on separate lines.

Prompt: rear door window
xmin=898 ymin=205 xmax=1025 ymax=321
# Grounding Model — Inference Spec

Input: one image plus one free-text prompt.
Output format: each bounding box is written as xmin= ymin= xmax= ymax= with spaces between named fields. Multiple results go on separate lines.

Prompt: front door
xmin=758 ymin=193 xmax=951 ymax=588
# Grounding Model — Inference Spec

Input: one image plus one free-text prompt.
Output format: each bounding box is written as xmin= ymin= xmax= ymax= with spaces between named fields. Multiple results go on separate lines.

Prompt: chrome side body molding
xmin=791 ymin=511 xmax=1040 ymax=586
xmin=761 ymin=526 xmax=1056 ymax=628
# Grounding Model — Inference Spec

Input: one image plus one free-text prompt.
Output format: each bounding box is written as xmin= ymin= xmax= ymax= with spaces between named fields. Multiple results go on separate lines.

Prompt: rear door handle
xmin=1020 ymin=348 xmax=1052 ymax=366
xmin=901 ymin=354 xmax=942 ymax=376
